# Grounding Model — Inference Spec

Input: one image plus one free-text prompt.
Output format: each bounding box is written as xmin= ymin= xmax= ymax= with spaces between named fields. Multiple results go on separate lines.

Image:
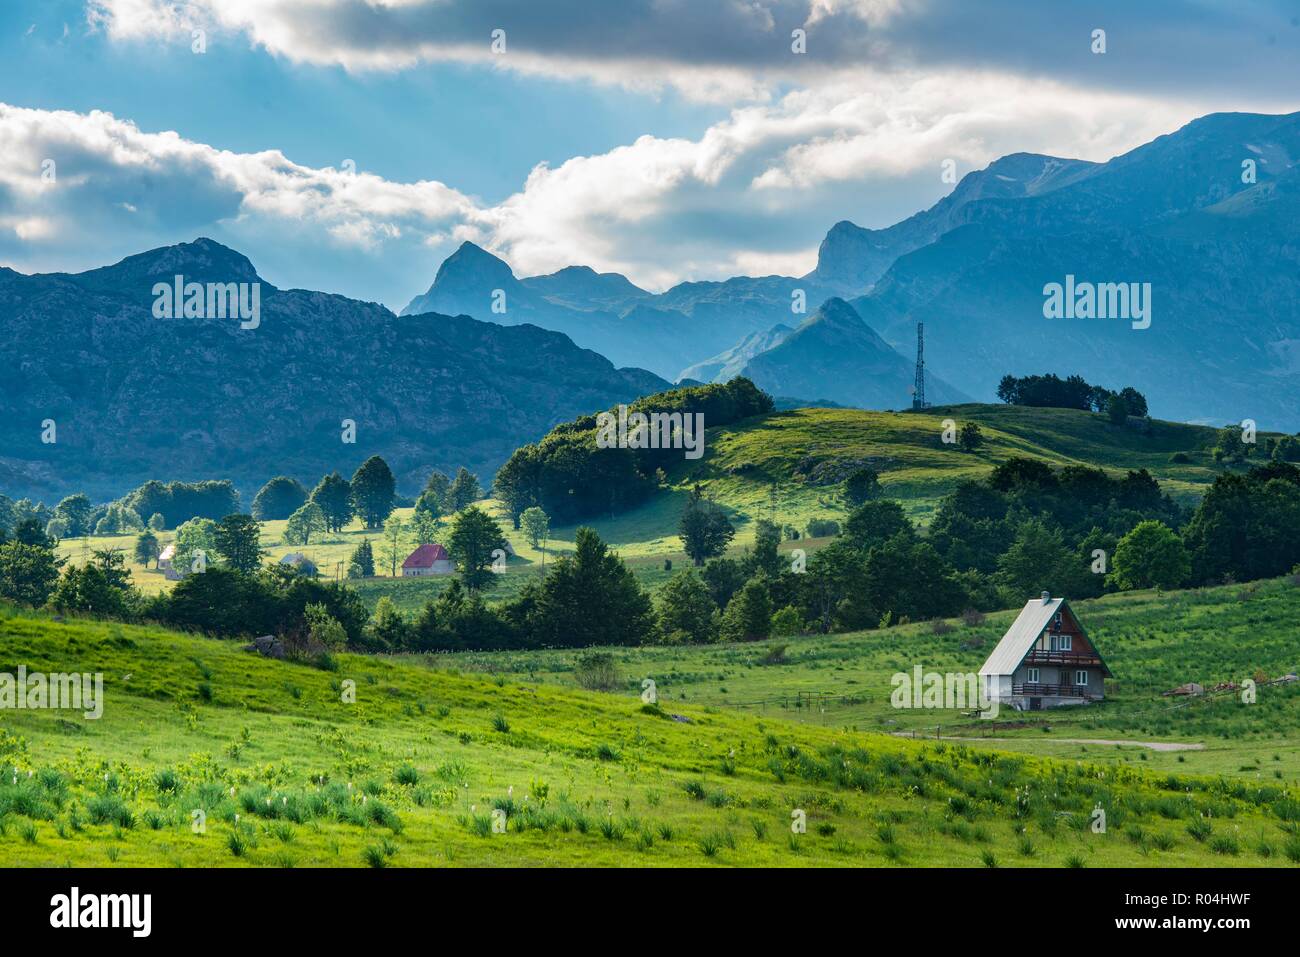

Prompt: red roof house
xmin=401 ymin=543 xmax=454 ymax=576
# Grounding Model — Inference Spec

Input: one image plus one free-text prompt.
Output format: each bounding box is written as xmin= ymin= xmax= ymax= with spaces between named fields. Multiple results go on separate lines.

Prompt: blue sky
xmin=2 ymin=0 xmax=1298 ymax=309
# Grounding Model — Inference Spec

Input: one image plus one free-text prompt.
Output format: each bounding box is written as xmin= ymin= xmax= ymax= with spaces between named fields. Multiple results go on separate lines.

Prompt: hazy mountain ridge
xmin=739 ymin=298 xmax=968 ymax=409
xmin=678 ymin=323 xmax=794 ymax=383
xmin=0 ymin=239 xmax=670 ymax=502
xmin=844 ymin=112 xmax=1300 ymax=428
xmin=401 ymin=242 xmax=837 ymax=381
xmin=806 ymin=152 xmax=1099 ymax=296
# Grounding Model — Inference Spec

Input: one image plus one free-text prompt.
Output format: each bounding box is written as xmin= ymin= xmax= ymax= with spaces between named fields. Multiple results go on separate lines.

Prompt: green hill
xmin=3 ymin=599 xmax=1297 ymax=867
xmin=530 ymin=403 xmax=1244 ymax=557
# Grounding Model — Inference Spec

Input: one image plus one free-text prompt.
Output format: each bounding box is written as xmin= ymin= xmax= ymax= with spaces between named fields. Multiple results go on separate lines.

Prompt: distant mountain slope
xmin=0 ymin=239 xmax=669 ymax=502
xmin=401 ymin=242 xmax=836 ymax=380
xmin=829 ymin=111 xmax=1300 ymax=429
xmin=678 ymin=323 xmax=793 ymax=383
xmin=520 ymin=264 xmax=652 ymax=309
xmin=807 ymin=152 xmax=1098 ymax=295
xmin=739 ymin=298 xmax=968 ymax=409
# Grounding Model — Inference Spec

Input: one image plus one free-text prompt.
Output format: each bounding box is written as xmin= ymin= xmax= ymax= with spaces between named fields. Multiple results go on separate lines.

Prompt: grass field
xmin=418 ymin=577 xmax=1300 ymax=783
xmin=2 ymin=578 xmax=1299 ymax=868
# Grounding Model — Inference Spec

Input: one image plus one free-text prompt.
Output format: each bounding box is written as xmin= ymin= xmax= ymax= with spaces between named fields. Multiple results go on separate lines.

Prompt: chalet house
xmin=157 ymin=543 xmax=181 ymax=581
xmin=979 ymin=592 xmax=1112 ymax=711
xmin=278 ymin=552 xmax=318 ymax=577
xmin=402 ymin=543 xmax=454 ymax=577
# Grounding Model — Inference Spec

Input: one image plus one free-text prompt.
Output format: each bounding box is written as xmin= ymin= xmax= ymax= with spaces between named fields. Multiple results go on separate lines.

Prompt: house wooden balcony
xmin=1013 ymin=682 xmax=1099 ymax=699
xmin=1023 ymin=650 xmax=1102 ymax=667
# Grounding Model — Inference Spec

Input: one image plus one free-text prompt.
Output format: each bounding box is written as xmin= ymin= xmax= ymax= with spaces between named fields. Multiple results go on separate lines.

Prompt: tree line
xmin=3 ymin=457 xmax=1298 ymax=656
xmin=996 ymin=372 xmax=1148 ymax=419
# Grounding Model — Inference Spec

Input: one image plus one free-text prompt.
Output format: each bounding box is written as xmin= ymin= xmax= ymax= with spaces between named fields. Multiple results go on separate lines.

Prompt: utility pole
xmin=911 ymin=322 xmax=927 ymax=410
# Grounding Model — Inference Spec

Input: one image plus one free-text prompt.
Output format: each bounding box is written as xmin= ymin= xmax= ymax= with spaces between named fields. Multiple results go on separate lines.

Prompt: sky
xmin=1 ymin=0 xmax=1298 ymax=310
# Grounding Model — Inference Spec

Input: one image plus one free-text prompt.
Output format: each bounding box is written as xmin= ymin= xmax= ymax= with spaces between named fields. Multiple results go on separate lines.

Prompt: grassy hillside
xmin=2 ymin=601 xmax=1298 ymax=867
xmin=661 ymin=404 xmax=1234 ymax=524
xmin=422 ymin=577 xmax=1300 ymax=782
xmin=519 ymin=403 xmax=1249 ymax=557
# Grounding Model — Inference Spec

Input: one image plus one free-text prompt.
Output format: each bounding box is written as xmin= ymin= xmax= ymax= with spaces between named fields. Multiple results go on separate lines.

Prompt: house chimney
xmin=1041 ymin=590 xmax=1051 ymax=604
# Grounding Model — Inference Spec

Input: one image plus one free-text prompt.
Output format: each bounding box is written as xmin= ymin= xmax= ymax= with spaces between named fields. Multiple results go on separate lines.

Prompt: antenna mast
xmin=912 ymin=322 xmax=927 ymax=410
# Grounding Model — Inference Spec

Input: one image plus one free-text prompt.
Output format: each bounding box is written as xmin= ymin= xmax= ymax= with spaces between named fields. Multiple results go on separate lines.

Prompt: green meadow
xmin=15 ymin=403 xmax=1299 ymax=868
xmin=2 ymin=577 xmax=1299 ymax=868
xmin=421 ymin=577 xmax=1300 ymax=783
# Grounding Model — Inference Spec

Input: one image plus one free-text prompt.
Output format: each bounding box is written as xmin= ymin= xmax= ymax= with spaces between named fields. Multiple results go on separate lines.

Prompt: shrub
xmin=806 ymin=518 xmax=840 ymax=538
xmin=1186 ymin=818 xmax=1212 ymax=842
xmin=87 ymin=794 xmax=134 ymax=828
xmin=1210 ymin=835 xmax=1239 ymax=856
xmin=573 ymin=652 xmax=621 ymax=692
xmin=770 ymin=606 xmax=803 ymax=637
xmin=595 ymin=743 xmax=621 ymax=762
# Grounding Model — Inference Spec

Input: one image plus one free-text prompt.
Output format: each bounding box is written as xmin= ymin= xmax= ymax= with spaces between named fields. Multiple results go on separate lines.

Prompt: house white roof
xmin=979 ymin=596 xmax=1064 ymax=677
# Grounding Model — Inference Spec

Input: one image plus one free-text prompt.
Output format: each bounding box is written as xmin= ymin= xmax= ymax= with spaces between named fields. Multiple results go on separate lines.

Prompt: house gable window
xmin=1049 ymin=634 xmax=1072 ymax=652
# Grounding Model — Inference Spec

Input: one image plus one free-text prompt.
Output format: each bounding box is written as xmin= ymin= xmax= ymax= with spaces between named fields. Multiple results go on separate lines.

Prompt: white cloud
xmin=0 ymin=65 xmax=1252 ymax=299
xmin=0 ymin=102 xmax=476 ymax=256
xmin=466 ymin=69 xmax=1205 ymax=284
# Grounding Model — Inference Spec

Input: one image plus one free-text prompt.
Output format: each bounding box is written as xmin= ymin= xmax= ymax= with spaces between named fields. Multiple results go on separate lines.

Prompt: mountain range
xmin=5 ymin=110 xmax=1299 ymax=504
xmin=0 ymin=239 xmax=669 ymax=502
xmin=401 ymin=241 xmax=838 ymax=381
xmin=405 ymin=110 xmax=1300 ymax=430
xmin=840 ymin=111 xmax=1300 ymax=429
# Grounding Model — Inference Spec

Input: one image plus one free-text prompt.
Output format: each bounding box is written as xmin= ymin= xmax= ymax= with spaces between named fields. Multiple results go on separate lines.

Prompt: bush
xmin=573 ymin=652 xmax=621 ymax=692
xmin=770 ymin=606 xmax=803 ymax=637
xmin=806 ymin=518 xmax=840 ymax=538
